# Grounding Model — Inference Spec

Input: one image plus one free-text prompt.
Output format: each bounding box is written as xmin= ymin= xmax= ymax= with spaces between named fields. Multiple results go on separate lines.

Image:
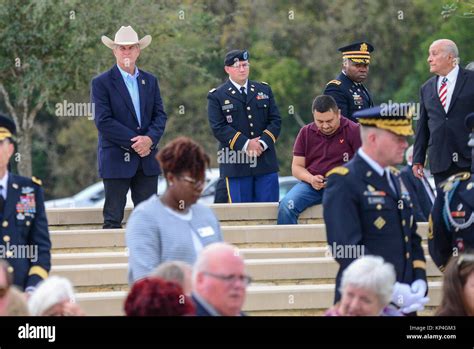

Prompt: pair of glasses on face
xmin=203 ymin=272 xmax=252 ymax=285
xmin=230 ymin=62 xmax=250 ymax=70
xmin=179 ymin=175 xmax=204 ymax=188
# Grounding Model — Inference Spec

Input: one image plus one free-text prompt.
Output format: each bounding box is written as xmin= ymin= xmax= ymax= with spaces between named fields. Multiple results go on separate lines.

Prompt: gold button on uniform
xmin=26 ymin=221 xmax=31 ymax=226
xmin=6 ymin=250 xmax=13 ymax=257
xmin=405 ymin=236 xmax=409 ymax=243
xmin=250 ymin=123 xmax=253 ymax=127
xmin=7 ymin=266 xmax=13 ymax=273
xmin=247 ymin=107 xmax=251 ymax=110
xmin=402 ymin=219 xmax=406 ymax=226
xmin=376 ymin=204 xmax=382 ymax=210
xmin=250 ymin=132 xmax=254 ymax=136
xmin=406 ymin=252 xmax=410 ymax=259
xmin=2 ymin=221 xmax=8 ymax=228
xmin=248 ymin=115 xmax=252 ymax=119
xmin=3 ymin=235 xmax=10 ymax=242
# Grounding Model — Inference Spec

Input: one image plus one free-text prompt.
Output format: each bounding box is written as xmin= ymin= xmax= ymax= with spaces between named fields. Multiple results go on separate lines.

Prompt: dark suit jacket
xmin=413 ymin=67 xmax=474 ymax=174
xmin=400 ymin=165 xmax=434 ymax=222
xmin=91 ymin=65 xmax=167 ymax=179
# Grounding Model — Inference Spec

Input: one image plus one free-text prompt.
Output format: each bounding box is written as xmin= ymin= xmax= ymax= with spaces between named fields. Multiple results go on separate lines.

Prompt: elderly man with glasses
xmin=192 ymin=243 xmax=250 ymax=316
xmin=207 ymin=50 xmax=281 ymax=203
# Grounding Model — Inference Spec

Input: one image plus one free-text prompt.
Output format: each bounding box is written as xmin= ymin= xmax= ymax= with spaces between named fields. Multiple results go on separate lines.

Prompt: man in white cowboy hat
xmin=91 ymin=26 xmax=167 ymax=229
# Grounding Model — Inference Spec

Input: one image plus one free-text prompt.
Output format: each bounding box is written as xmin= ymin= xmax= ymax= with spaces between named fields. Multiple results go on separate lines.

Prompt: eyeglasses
xmin=230 ymin=62 xmax=250 ymax=70
xmin=203 ymin=272 xmax=252 ymax=285
xmin=0 ymin=285 xmax=9 ymax=298
xmin=179 ymin=175 xmax=204 ymax=188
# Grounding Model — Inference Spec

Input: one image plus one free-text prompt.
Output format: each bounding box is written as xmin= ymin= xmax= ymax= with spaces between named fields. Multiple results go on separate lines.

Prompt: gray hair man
xmin=192 ymin=243 xmax=250 ymax=316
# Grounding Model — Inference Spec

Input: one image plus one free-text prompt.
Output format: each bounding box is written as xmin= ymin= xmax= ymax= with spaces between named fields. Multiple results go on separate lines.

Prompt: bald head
xmin=428 ymin=39 xmax=459 ymax=76
xmin=193 ymin=242 xmax=247 ymax=316
xmin=193 ymin=242 xmax=243 ymax=282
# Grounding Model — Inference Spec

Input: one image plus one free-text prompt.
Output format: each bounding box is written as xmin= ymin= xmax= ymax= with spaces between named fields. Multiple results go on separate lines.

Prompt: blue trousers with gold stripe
xmin=225 ymin=172 xmax=279 ymax=203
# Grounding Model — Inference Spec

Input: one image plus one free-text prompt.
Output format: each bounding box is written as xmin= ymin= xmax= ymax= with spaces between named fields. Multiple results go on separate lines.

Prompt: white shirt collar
xmin=358 ymin=148 xmax=387 ymax=177
xmin=229 ymin=78 xmax=248 ymax=93
xmin=444 ymin=64 xmax=459 ymax=83
xmin=0 ymin=171 xmax=9 ymax=197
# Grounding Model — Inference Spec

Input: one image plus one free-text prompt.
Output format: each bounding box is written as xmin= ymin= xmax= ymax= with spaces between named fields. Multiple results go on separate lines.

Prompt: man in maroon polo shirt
xmin=277 ymin=95 xmax=361 ymax=224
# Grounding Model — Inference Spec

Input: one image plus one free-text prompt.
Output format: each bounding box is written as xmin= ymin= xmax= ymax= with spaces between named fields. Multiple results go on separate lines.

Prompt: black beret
xmin=224 ymin=50 xmax=249 ymax=66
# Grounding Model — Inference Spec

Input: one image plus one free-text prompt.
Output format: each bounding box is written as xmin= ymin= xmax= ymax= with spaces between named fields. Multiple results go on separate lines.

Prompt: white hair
xmin=152 ymin=261 xmax=192 ymax=287
xmin=466 ymin=62 xmax=474 ymax=71
xmin=192 ymin=242 xmax=239 ymax=287
xmin=432 ymin=39 xmax=460 ymax=65
xmin=340 ymin=256 xmax=396 ymax=305
xmin=28 ymin=276 xmax=76 ymax=316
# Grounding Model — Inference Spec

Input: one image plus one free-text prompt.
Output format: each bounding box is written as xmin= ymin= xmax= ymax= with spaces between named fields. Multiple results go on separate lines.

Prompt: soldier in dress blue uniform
xmin=323 ymin=105 xmax=429 ymax=314
xmin=323 ymin=42 xmax=374 ymax=123
xmin=0 ymin=114 xmax=51 ymax=292
xmin=429 ymin=112 xmax=474 ymax=272
xmin=207 ymin=50 xmax=281 ymax=202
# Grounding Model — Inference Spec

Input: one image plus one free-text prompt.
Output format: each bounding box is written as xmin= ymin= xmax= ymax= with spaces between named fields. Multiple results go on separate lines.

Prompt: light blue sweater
xmin=126 ymin=195 xmax=223 ymax=284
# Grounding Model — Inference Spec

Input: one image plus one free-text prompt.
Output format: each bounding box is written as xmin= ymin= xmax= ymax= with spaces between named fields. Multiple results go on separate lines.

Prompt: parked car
xmin=45 ymin=168 xmax=220 ymax=208
xmin=197 ymin=175 xmax=299 ymax=205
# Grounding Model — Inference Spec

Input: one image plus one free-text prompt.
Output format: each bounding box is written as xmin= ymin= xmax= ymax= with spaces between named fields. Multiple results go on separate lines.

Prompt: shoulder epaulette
xmin=441 ymin=172 xmax=471 ymax=192
xmin=389 ymin=166 xmax=400 ymax=175
xmin=261 ymin=81 xmax=269 ymax=85
xmin=209 ymin=88 xmax=216 ymax=93
xmin=32 ymin=176 xmax=42 ymax=186
xmin=327 ymin=79 xmax=341 ymax=86
xmin=326 ymin=166 xmax=349 ymax=177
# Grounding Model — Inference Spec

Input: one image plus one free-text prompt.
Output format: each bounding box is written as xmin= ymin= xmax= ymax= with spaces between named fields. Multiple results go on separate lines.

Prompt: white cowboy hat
xmin=101 ymin=26 xmax=152 ymax=50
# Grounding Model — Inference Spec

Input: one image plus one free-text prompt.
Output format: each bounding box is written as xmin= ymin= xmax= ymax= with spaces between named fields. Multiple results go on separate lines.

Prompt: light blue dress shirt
xmin=117 ymin=64 xmax=141 ymax=126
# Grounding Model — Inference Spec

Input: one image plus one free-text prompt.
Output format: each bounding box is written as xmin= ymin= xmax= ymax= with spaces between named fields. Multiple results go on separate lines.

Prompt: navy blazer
xmin=414 ymin=67 xmax=474 ymax=174
xmin=400 ymin=165 xmax=434 ymax=222
xmin=91 ymin=65 xmax=167 ymax=179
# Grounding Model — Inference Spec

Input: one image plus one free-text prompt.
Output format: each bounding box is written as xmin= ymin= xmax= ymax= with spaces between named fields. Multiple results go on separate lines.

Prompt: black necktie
xmin=384 ymin=171 xmax=397 ymax=197
xmin=0 ymin=185 xmax=4 ymax=213
xmin=240 ymin=86 xmax=247 ymax=99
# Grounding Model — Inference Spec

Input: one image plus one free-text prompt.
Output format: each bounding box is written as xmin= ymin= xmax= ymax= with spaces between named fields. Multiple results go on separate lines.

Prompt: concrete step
xmin=76 ymin=281 xmax=443 ymax=316
xmin=52 ymin=243 xmax=432 ymax=265
xmin=50 ymin=223 xmax=429 ymax=250
xmin=51 ymin=256 xmax=442 ymax=287
xmin=46 ymin=203 xmax=322 ymax=228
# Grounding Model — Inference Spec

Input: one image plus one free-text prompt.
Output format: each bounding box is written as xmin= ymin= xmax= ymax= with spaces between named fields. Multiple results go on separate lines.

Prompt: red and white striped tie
xmin=439 ymin=77 xmax=448 ymax=109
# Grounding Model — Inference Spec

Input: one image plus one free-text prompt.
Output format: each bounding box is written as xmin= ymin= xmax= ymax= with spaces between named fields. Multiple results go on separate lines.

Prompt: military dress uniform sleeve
xmin=409 ymin=219 xmax=427 ymax=282
xmin=323 ymin=168 xmax=373 ymax=270
xmin=258 ymin=84 xmax=281 ymax=149
xmin=26 ymin=179 xmax=51 ymax=289
xmin=324 ymin=81 xmax=349 ymax=120
xmin=413 ymin=89 xmax=429 ymax=166
xmin=207 ymin=90 xmax=249 ymax=151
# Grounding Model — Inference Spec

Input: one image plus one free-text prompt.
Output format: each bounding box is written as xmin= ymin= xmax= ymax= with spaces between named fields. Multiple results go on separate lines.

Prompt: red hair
xmin=156 ymin=136 xmax=210 ymax=178
xmin=124 ymin=277 xmax=195 ymax=316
